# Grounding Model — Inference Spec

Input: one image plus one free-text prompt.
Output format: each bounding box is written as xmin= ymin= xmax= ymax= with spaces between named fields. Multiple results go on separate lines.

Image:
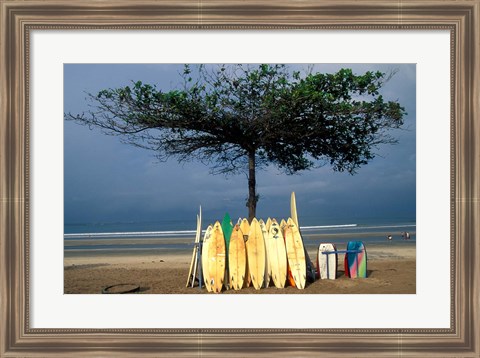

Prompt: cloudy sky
xmin=64 ymin=64 xmax=416 ymax=227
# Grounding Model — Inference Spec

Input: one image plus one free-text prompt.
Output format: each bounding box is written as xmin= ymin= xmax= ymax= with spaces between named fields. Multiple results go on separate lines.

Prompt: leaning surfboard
xmin=201 ymin=225 xmax=213 ymax=292
xmin=266 ymin=219 xmax=287 ymax=288
xmin=221 ymin=213 xmax=234 ymax=289
xmin=284 ymin=218 xmax=307 ymax=289
xmin=259 ymin=219 xmax=271 ymax=287
xmin=317 ymin=243 xmax=337 ymax=280
xmin=280 ymin=218 xmax=296 ymax=287
xmin=265 ymin=217 xmax=272 ymax=232
xmin=246 ymin=218 xmax=266 ymax=290
xmin=221 ymin=213 xmax=234 ymax=255
xmin=207 ymin=221 xmax=226 ymax=293
xmin=344 ymin=241 xmax=367 ymax=278
xmin=239 ymin=218 xmax=251 ymax=288
xmin=291 ymin=192 xmax=316 ymax=282
xmin=228 ymin=224 xmax=246 ymax=290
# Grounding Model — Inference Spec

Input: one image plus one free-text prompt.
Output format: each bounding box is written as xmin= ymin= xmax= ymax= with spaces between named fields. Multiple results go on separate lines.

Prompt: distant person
xmin=405 ymin=232 xmax=410 ymax=240
xmin=387 ymin=235 xmax=392 ymax=241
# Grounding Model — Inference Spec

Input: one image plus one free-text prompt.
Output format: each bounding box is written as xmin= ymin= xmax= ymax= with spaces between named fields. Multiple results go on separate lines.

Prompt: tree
xmin=65 ymin=64 xmax=406 ymax=221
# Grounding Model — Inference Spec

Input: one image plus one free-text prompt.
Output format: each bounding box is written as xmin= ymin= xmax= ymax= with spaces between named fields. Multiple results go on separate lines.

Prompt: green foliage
xmin=72 ymin=64 xmax=405 ymax=176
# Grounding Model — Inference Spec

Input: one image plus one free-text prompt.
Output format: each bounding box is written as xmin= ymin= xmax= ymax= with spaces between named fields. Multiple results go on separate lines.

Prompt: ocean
xmin=64 ymin=218 xmax=416 ymax=257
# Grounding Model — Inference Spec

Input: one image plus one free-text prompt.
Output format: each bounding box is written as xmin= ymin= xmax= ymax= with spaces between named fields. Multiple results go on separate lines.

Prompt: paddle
xmin=186 ymin=206 xmax=202 ymax=287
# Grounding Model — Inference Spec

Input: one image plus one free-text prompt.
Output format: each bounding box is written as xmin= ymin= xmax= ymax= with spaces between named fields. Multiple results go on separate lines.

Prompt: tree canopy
xmin=66 ymin=64 xmax=406 ymax=220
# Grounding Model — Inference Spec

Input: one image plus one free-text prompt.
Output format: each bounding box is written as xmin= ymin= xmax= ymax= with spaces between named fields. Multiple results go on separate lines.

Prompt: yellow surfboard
xmin=228 ymin=225 xmax=246 ymax=290
xmin=280 ymin=218 xmax=295 ymax=286
xmin=291 ymin=191 xmax=316 ymax=282
xmin=265 ymin=217 xmax=272 ymax=232
xmin=246 ymin=218 xmax=266 ymax=290
xmin=239 ymin=218 xmax=251 ymax=288
xmin=259 ymin=219 xmax=271 ymax=287
xmin=207 ymin=221 xmax=226 ymax=293
xmin=285 ymin=218 xmax=306 ymax=289
xmin=201 ymin=225 xmax=213 ymax=292
xmin=266 ymin=218 xmax=288 ymax=288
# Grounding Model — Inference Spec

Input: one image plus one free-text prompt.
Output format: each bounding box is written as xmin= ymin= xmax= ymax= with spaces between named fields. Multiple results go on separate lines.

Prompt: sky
xmin=64 ymin=64 xmax=416 ymax=228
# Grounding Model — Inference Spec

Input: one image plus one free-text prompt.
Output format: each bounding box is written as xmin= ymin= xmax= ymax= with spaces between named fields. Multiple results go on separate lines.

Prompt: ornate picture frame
xmin=1 ymin=1 xmax=478 ymax=356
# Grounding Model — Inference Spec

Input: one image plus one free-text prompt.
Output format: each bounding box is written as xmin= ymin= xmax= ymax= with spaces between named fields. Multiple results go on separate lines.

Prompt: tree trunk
xmin=247 ymin=151 xmax=257 ymax=222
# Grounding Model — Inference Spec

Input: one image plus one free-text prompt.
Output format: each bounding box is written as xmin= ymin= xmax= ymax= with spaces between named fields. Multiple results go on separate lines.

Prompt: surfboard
xmin=259 ymin=219 xmax=271 ymax=287
xmin=344 ymin=241 xmax=367 ymax=278
xmin=265 ymin=217 xmax=272 ymax=232
xmin=291 ymin=192 xmax=316 ymax=282
xmin=266 ymin=219 xmax=287 ymax=288
xmin=207 ymin=221 xmax=226 ymax=293
xmin=284 ymin=218 xmax=307 ymax=289
xmin=317 ymin=243 xmax=337 ymax=280
xmin=239 ymin=218 xmax=251 ymax=287
xmin=221 ymin=213 xmax=234 ymax=289
xmin=222 ymin=213 xmax=233 ymax=254
xmin=280 ymin=218 xmax=295 ymax=287
xmin=201 ymin=224 xmax=213 ymax=292
xmin=290 ymin=192 xmax=299 ymax=227
xmin=246 ymin=218 xmax=266 ymax=290
xmin=228 ymin=224 xmax=246 ymax=290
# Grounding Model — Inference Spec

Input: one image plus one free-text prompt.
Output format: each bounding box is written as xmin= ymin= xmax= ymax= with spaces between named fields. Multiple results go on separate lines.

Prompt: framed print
xmin=1 ymin=0 xmax=479 ymax=356
xmin=62 ymin=62 xmax=417 ymax=296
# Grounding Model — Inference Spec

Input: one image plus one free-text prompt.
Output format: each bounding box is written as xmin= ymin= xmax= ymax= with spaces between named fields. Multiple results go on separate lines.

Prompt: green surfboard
xmin=221 ymin=212 xmax=234 ymax=253
xmin=221 ymin=213 xmax=234 ymax=289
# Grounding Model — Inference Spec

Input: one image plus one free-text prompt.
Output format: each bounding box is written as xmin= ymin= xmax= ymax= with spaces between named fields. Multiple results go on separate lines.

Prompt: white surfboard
xmin=266 ymin=219 xmax=287 ymax=288
xmin=317 ymin=243 xmax=337 ymax=280
xmin=201 ymin=225 xmax=213 ymax=292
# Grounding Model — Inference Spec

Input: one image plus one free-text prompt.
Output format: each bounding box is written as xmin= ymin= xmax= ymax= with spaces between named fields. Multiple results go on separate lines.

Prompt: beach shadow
xmin=335 ymin=270 xmax=374 ymax=278
xmin=101 ymin=283 xmax=142 ymax=294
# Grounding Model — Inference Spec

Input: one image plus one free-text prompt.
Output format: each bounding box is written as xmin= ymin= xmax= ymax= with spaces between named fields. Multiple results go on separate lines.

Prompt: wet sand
xmin=64 ymin=241 xmax=416 ymax=294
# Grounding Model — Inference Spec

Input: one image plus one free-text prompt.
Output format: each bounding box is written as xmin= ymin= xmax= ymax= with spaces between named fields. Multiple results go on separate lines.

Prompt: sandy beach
xmin=64 ymin=239 xmax=416 ymax=294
